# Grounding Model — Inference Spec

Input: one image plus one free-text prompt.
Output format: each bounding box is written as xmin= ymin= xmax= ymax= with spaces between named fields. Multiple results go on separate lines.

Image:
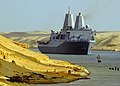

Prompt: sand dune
xmin=92 ymin=32 xmax=120 ymax=51
xmin=1 ymin=31 xmax=50 ymax=48
xmin=0 ymin=35 xmax=90 ymax=85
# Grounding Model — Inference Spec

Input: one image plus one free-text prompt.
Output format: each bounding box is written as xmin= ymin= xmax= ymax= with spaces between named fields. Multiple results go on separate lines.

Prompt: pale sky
xmin=0 ymin=0 xmax=120 ymax=32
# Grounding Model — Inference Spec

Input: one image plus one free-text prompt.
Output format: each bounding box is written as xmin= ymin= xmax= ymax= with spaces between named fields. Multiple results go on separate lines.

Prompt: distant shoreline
xmin=91 ymin=49 xmax=120 ymax=52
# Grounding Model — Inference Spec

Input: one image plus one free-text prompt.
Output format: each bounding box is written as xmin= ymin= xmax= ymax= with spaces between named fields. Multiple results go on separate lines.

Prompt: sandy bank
xmin=92 ymin=32 xmax=120 ymax=52
xmin=0 ymin=35 xmax=90 ymax=85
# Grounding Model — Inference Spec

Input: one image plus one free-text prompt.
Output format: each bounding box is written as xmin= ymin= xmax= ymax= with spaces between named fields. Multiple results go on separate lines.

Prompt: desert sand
xmin=0 ymin=35 xmax=90 ymax=85
xmin=92 ymin=32 xmax=120 ymax=51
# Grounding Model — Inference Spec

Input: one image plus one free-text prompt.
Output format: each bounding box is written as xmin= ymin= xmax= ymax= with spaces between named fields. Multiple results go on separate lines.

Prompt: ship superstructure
xmin=38 ymin=9 xmax=96 ymax=55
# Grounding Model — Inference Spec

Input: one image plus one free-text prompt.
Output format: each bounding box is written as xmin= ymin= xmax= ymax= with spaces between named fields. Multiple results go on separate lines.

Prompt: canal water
xmin=33 ymin=49 xmax=120 ymax=86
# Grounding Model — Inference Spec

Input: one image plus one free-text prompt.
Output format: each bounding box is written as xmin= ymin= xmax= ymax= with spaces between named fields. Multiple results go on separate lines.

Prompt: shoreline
xmin=91 ymin=49 xmax=120 ymax=52
xmin=0 ymin=35 xmax=90 ymax=85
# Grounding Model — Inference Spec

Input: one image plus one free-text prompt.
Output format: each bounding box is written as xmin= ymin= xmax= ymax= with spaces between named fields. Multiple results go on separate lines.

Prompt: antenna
xmin=68 ymin=6 xmax=70 ymax=14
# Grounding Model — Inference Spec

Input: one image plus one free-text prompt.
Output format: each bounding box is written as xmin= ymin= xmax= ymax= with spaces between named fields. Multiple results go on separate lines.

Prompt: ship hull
xmin=38 ymin=41 xmax=90 ymax=55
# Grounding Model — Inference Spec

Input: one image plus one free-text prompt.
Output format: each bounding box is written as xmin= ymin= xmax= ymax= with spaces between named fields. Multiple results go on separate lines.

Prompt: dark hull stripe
xmin=38 ymin=41 xmax=89 ymax=55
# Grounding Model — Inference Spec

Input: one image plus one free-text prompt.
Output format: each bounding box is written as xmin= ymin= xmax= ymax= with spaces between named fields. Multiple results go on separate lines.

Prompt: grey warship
xmin=38 ymin=9 xmax=96 ymax=55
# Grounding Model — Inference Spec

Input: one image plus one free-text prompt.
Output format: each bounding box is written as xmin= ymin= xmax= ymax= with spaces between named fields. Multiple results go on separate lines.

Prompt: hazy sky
xmin=0 ymin=0 xmax=120 ymax=32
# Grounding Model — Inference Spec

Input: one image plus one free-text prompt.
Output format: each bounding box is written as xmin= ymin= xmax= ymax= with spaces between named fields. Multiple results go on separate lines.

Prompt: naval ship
xmin=38 ymin=9 xmax=96 ymax=55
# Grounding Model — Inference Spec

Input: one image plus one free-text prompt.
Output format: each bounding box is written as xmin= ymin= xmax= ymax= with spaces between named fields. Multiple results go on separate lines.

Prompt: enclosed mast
xmin=74 ymin=13 xmax=85 ymax=29
xmin=63 ymin=9 xmax=74 ymax=30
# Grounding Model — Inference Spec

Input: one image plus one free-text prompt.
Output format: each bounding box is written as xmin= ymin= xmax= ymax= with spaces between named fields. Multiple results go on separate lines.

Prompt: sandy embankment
xmin=92 ymin=32 xmax=120 ymax=51
xmin=0 ymin=35 xmax=90 ymax=85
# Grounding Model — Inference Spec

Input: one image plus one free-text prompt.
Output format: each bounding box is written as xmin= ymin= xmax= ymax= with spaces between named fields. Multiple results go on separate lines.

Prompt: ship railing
xmin=67 ymin=38 xmax=89 ymax=42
